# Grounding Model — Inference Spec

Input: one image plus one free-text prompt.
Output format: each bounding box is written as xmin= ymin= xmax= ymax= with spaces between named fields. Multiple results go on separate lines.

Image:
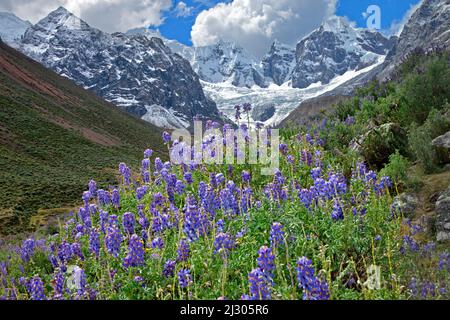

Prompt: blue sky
xmin=336 ymin=0 xmax=421 ymax=30
xmin=151 ymin=0 xmax=230 ymax=45
xmin=153 ymin=0 xmax=422 ymax=46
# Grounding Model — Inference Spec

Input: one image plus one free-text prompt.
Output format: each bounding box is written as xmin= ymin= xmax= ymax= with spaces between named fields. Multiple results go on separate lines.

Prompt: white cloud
xmin=387 ymin=0 xmax=423 ymax=36
xmin=174 ymin=1 xmax=195 ymax=17
xmin=0 ymin=0 xmax=173 ymax=33
xmin=191 ymin=0 xmax=337 ymax=58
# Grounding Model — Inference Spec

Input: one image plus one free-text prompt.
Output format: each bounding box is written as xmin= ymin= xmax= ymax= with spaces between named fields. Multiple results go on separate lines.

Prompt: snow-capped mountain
xmin=0 ymin=12 xmax=31 ymax=43
xmin=14 ymin=7 xmax=221 ymax=129
xmin=261 ymin=41 xmax=296 ymax=86
xmin=281 ymin=0 xmax=450 ymax=127
xmin=196 ymin=16 xmax=393 ymax=125
xmin=289 ymin=16 xmax=394 ymax=89
xmin=164 ymin=40 xmax=266 ymax=88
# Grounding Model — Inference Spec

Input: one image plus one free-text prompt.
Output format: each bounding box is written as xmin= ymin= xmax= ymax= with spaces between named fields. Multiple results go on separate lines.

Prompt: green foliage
xmin=334 ymin=97 xmax=359 ymax=122
xmin=408 ymin=108 xmax=450 ymax=173
xmin=396 ymin=55 xmax=450 ymax=126
xmin=379 ymin=151 xmax=410 ymax=187
xmin=360 ymin=123 xmax=408 ymax=169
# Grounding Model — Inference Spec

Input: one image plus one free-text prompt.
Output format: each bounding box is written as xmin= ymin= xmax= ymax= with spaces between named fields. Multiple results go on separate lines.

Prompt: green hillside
xmin=0 ymin=41 xmax=165 ymax=234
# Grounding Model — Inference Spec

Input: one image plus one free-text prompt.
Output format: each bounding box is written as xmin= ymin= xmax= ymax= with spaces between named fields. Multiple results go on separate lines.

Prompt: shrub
xmin=379 ymin=151 xmax=410 ymax=188
xmin=408 ymin=109 xmax=450 ymax=173
xmin=397 ymin=55 xmax=450 ymax=126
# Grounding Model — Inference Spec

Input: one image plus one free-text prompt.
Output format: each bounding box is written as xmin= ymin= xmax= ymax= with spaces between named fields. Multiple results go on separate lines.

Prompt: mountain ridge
xmin=12 ymin=7 xmax=222 ymax=129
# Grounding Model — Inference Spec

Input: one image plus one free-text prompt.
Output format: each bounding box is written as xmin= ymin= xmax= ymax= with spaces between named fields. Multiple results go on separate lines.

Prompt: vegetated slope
xmin=0 ymin=40 xmax=165 ymax=234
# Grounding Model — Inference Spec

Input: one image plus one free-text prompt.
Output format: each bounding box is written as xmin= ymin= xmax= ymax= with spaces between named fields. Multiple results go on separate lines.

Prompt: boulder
xmin=391 ymin=193 xmax=419 ymax=218
xmin=252 ymin=103 xmax=276 ymax=122
xmin=436 ymin=185 xmax=450 ymax=242
xmin=432 ymin=131 xmax=450 ymax=149
xmin=432 ymin=131 xmax=450 ymax=164
xmin=350 ymin=123 xmax=407 ymax=168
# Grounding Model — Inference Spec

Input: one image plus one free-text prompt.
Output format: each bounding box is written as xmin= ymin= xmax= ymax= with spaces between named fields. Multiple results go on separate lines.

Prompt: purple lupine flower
xmin=234 ymin=105 xmax=241 ymax=122
xmin=422 ymin=281 xmax=436 ymax=298
xmin=134 ymin=276 xmax=144 ymax=286
xmin=88 ymin=180 xmax=97 ymax=197
xmin=241 ymin=171 xmax=251 ymax=184
xmin=162 ymin=259 xmax=176 ymax=278
xmin=299 ymin=189 xmax=314 ymax=209
xmin=178 ymin=269 xmax=192 ymax=289
xmin=248 ymin=268 xmax=271 ymax=300
xmin=89 ymin=229 xmax=100 ymax=257
xmin=136 ymin=186 xmax=148 ymax=201
xmin=105 ymin=219 xmax=122 ymax=257
xmin=71 ymin=242 xmax=85 ymax=261
xmin=73 ymin=267 xmax=87 ymax=298
xmin=79 ymin=207 xmax=92 ymax=229
xmin=154 ymin=158 xmax=163 ymax=172
xmin=220 ymin=186 xmax=239 ymax=216
xmin=52 ymin=269 xmax=65 ymax=298
xmin=144 ymin=149 xmax=153 ymax=158
xmin=270 ymin=223 xmax=285 ymax=248
xmin=99 ymin=209 xmax=109 ymax=234
xmin=311 ymin=167 xmax=322 ymax=180
xmin=176 ymin=239 xmax=190 ymax=262
xmin=28 ymin=276 xmax=46 ymax=300
xmin=123 ymin=234 xmax=145 ymax=268
xmin=214 ymin=232 xmax=235 ymax=254
xmin=162 ymin=131 xmax=171 ymax=144
xmin=142 ymin=170 xmax=150 ymax=183
xmin=20 ymin=239 xmax=35 ymax=263
xmin=119 ymin=163 xmax=131 ymax=186
xmin=374 ymin=176 xmax=393 ymax=195
xmin=409 ymin=277 xmax=418 ymax=297
xmin=122 ymin=212 xmax=135 ymax=235
xmin=184 ymin=172 xmax=193 ymax=185
xmin=296 ymin=257 xmax=329 ymax=300
xmin=301 ymin=150 xmax=313 ymax=166
xmin=82 ymin=191 xmax=91 ymax=206
xmin=345 ymin=116 xmax=355 ymax=125
xmin=257 ymin=246 xmax=275 ymax=277
xmin=402 ymin=235 xmax=419 ymax=252
xmin=111 ymin=189 xmax=120 ymax=209
xmin=57 ymin=241 xmax=73 ymax=266
xmin=216 ymin=219 xmax=225 ymax=233
xmin=97 ymin=189 xmax=110 ymax=206
xmin=175 ymin=180 xmax=185 ymax=195
xmin=331 ymin=200 xmax=344 ymax=221
xmin=438 ymin=253 xmax=449 ymax=272
xmin=216 ymin=173 xmax=225 ymax=185
xmin=240 ymin=187 xmax=253 ymax=214
xmin=183 ymin=195 xmax=210 ymax=241
xmin=48 ymin=254 xmax=59 ymax=268
xmin=279 ymin=143 xmax=288 ymax=155
xmin=141 ymin=158 xmax=150 ymax=171
xmin=151 ymin=237 xmax=164 ymax=250
xmin=243 ymin=103 xmax=252 ymax=112
xmin=287 ymin=155 xmax=295 ymax=164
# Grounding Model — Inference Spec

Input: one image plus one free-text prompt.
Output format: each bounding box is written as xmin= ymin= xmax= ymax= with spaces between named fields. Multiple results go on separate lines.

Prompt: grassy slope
xmin=0 ymin=41 xmax=165 ymax=234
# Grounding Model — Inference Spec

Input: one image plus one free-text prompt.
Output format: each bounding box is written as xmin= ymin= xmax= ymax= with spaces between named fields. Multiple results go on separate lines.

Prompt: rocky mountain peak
xmin=379 ymin=0 xmax=450 ymax=80
xmin=289 ymin=16 xmax=392 ymax=89
xmin=0 ymin=11 xmax=31 ymax=43
xmin=16 ymin=7 xmax=221 ymax=129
